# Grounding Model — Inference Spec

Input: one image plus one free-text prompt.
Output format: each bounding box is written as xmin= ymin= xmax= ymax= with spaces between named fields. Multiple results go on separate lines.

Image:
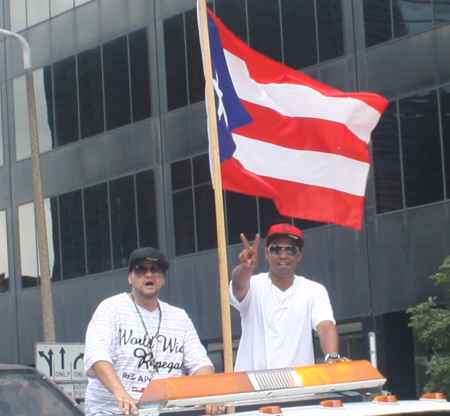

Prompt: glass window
xmin=59 ymin=190 xmax=86 ymax=279
xmin=10 ymin=0 xmax=27 ymax=32
xmin=103 ymin=35 xmax=131 ymax=130
xmin=225 ymin=192 xmax=258 ymax=245
xmin=109 ymin=176 xmax=137 ymax=269
xmin=129 ymin=29 xmax=151 ymax=122
xmin=75 ymin=0 xmax=91 ymax=5
xmin=50 ymin=0 xmax=74 ymax=17
xmin=19 ymin=202 xmax=39 ymax=288
xmin=27 ymin=0 xmax=50 ymax=28
xmin=214 ymin=0 xmax=248 ymax=43
xmin=394 ymin=0 xmax=432 ymax=38
xmin=164 ymin=14 xmax=188 ymax=111
xmin=247 ymin=0 xmax=282 ymax=63
xmin=48 ymin=196 xmax=62 ymax=282
xmin=84 ymin=183 xmax=111 ymax=275
xmin=0 ymin=88 xmax=3 ymax=166
xmin=281 ymin=0 xmax=318 ymax=69
xmin=400 ymin=90 xmax=443 ymax=208
xmin=440 ymin=86 xmax=450 ymax=198
xmin=434 ymin=0 xmax=450 ymax=26
xmin=14 ymin=71 xmax=53 ymax=161
xmin=372 ymin=102 xmax=404 ymax=214
xmin=0 ymin=210 xmax=9 ymax=293
xmin=172 ymin=160 xmax=195 ymax=255
xmin=317 ymin=0 xmax=344 ymax=62
xmin=193 ymin=155 xmax=216 ymax=251
xmin=78 ymin=46 xmax=104 ymax=139
xmin=363 ymin=0 xmax=393 ymax=47
xmin=185 ymin=8 xmax=204 ymax=105
xmin=53 ymin=56 xmax=79 ymax=146
xmin=258 ymin=198 xmax=291 ymax=237
xmin=136 ymin=170 xmax=158 ymax=248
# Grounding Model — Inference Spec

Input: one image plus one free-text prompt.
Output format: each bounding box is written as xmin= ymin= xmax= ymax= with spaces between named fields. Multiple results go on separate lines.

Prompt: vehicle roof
xmin=0 ymin=363 xmax=38 ymax=371
xmin=227 ymin=400 xmax=450 ymax=416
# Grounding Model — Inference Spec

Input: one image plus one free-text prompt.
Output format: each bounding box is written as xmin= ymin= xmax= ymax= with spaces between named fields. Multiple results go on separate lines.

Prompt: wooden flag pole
xmin=198 ymin=0 xmax=234 ymax=375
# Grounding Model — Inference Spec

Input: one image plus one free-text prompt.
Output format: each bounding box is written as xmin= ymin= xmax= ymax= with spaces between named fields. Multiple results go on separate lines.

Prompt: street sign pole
xmin=0 ymin=28 xmax=55 ymax=342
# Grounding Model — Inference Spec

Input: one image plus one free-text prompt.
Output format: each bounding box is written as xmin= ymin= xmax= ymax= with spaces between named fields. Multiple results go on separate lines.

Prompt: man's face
xmin=265 ymin=236 xmax=302 ymax=279
xmin=128 ymin=260 xmax=166 ymax=301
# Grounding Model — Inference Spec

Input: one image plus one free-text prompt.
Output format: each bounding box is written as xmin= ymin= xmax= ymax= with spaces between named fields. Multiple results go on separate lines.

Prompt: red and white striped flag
xmin=200 ymin=8 xmax=388 ymax=229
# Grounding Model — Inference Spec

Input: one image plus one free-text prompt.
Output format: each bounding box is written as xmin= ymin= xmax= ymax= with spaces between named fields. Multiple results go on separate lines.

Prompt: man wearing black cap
xmin=230 ymin=224 xmax=348 ymax=371
xmin=84 ymin=247 xmax=221 ymax=416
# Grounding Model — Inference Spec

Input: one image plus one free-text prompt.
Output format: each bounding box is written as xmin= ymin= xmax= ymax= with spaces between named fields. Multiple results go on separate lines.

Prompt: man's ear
xmin=128 ymin=273 xmax=132 ymax=285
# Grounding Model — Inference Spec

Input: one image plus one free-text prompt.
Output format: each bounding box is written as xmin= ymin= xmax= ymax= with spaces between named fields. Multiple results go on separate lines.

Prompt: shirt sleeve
xmin=310 ymin=283 xmax=336 ymax=331
xmin=181 ymin=314 xmax=213 ymax=375
xmin=84 ymin=300 xmax=118 ymax=377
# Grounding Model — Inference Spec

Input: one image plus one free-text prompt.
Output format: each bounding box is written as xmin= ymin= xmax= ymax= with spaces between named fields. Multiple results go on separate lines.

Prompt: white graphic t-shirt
xmin=84 ymin=293 xmax=212 ymax=415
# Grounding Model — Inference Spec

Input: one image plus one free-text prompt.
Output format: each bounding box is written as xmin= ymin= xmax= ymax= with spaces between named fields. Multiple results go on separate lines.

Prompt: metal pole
xmin=0 ymin=29 xmax=55 ymax=342
xmin=369 ymin=332 xmax=377 ymax=368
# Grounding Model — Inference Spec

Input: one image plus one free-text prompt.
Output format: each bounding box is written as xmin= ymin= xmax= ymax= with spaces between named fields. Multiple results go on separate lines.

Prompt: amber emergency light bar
xmin=137 ymin=360 xmax=386 ymax=415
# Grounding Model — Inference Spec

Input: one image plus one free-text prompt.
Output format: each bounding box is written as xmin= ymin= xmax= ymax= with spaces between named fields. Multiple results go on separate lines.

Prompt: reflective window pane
xmin=171 ymin=159 xmax=192 ymax=191
xmin=173 ymin=189 xmax=195 ymax=256
xmin=53 ymin=56 xmax=79 ymax=146
xmin=400 ymin=90 xmax=443 ymax=207
xmin=440 ymin=86 xmax=450 ymax=198
xmin=247 ymin=0 xmax=282 ymax=63
xmin=34 ymin=69 xmax=54 ymax=153
xmin=0 ymin=88 xmax=3 ymax=166
xmin=19 ymin=202 xmax=39 ymax=288
xmin=10 ymin=0 xmax=27 ymax=32
xmin=27 ymin=0 xmax=50 ymax=27
xmin=103 ymin=35 xmax=131 ymax=130
xmin=225 ymin=192 xmax=258 ymax=246
xmin=193 ymin=154 xmax=211 ymax=186
xmin=394 ymin=0 xmax=432 ymax=38
xmin=136 ymin=170 xmax=158 ymax=248
xmin=84 ymin=183 xmax=111 ymax=275
xmin=281 ymin=0 xmax=317 ymax=69
xmin=214 ymin=0 xmax=248 ymax=43
xmin=258 ymin=198 xmax=290 ymax=237
xmin=109 ymin=176 xmax=137 ymax=269
xmin=50 ymin=0 xmax=74 ymax=17
xmin=59 ymin=190 xmax=86 ymax=279
xmin=129 ymin=29 xmax=151 ymax=122
xmin=14 ymin=76 xmax=31 ymax=161
xmin=372 ymin=102 xmax=404 ymax=214
xmin=48 ymin=197 xmax=62 ymax=282
xmin=317 ymin=0 xmax=344 ymax=62
xmin=195 ymin=184 xmax=217 ymax=251
xmin=164 ymin=14 xmax=188 ymax=111
xmin=0 ymin=210 xmax=9 ymax=293
xmin=363 ymin=0 xmax=393 ymax=47
xmin=185 ymin=9 xmax=204 ymax=105
xmin=78 ymin=46 xmax=104 ymax=139
xmin=434 ymin=0 xmax=450 ymax=26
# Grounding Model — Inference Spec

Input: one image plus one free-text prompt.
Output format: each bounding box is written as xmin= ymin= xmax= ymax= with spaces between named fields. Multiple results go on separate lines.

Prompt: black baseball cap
xmin=128 ymin=247 xmax=169 ymax=272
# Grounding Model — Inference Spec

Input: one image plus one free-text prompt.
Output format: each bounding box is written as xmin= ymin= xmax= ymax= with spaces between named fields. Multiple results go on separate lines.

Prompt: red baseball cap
xmin=266 ymin=223 xmax=305 ymax=249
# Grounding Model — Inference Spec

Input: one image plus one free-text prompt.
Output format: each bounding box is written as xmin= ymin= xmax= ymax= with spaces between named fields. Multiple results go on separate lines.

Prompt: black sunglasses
xmin=133 ymin=264 xmax=165 ymax=277
xmin=268 ymin=245 xmax=300 ymax=256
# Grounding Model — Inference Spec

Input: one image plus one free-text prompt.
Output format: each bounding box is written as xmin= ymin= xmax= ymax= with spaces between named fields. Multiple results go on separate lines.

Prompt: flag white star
xmin=213 ymin=70 xmax=228 ymax=126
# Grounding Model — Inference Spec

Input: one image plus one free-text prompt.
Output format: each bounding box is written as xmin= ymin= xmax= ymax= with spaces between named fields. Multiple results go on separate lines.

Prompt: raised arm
xmin=231 ymin=233 xmax=260 ymax=301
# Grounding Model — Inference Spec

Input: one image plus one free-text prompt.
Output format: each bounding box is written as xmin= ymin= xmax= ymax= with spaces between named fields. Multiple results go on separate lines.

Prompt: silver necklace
xmin=269 ymin=278 xmax=295 ymax=309
xmin=131 ymin=294 xmax=162 ymax=375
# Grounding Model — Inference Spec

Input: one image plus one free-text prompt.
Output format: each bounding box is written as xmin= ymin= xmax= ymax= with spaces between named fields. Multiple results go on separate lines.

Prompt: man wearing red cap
xmin=230 ymin=224 xmax=348 ymax=371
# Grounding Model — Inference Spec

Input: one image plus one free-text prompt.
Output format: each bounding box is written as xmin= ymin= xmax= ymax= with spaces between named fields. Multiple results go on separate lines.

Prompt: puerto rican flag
xmin=199 ymin=7 xmax=388 ymax=230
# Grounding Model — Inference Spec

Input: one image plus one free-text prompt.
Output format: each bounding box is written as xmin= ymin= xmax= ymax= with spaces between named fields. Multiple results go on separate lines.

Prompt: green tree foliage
xmin=408 ymin=255 xmax=450 ymax=398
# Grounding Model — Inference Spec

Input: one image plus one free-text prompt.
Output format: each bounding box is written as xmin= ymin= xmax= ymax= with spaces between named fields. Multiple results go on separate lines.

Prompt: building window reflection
xmin=0 ymin=211 xmax=9 ymax=293
xmin=372 ymin=84 xmax=450 ymax=214
xmin=10 ymin=0 xmax=94 ymax=32
xmin=171 ymin=154 xmax=324 ymax=256
xmin=13 ymin=28 xmax=151 ymax=160
xmin=164 ymin=0 xmax=345 ymax=112
xmin=18 ymin=169 xmax=157 ymax=287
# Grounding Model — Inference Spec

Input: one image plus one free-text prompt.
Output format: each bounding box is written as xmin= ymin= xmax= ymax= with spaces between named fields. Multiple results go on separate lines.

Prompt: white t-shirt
xmin=230 ymin=273 xmax=335 ymax=371
xmin=84 ymin=293 xmax=212 ymax=416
